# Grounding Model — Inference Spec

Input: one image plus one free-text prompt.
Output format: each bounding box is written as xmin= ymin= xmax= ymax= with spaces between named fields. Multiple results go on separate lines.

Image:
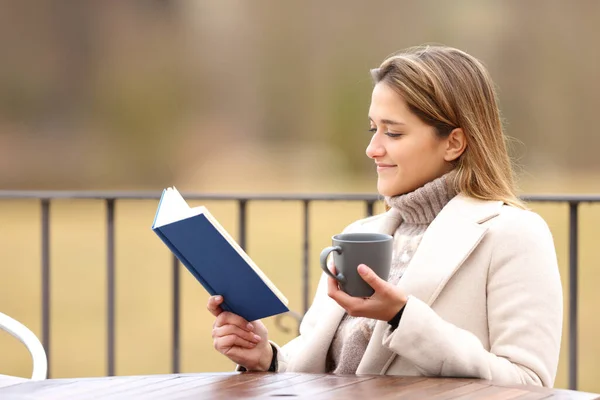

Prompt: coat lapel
xmin=356 ymin=193 xmax=503 ymax=374
xmin=395 ymin=194 xmax=501 ymax=306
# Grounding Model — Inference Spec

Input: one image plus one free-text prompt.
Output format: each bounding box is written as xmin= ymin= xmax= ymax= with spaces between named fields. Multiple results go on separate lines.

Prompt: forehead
xmin=368 ymin=82 xmax=411 ymax=121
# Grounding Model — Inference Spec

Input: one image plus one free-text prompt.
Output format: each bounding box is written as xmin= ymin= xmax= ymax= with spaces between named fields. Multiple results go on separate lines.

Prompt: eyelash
xmin=368 ymin=128 xmax=403 ymax=138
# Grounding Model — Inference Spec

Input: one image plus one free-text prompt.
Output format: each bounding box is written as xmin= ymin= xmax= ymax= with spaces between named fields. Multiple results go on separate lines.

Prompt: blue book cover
xmin=152 ymin=187 xmax=289 ymax=321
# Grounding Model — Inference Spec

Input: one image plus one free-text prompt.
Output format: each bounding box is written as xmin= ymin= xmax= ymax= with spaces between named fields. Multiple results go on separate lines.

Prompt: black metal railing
xmin=1 ymin=191 xmax=599 ymax=390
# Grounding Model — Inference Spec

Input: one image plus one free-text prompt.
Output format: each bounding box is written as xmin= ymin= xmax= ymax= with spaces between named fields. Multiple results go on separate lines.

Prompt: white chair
xmin=0 ymin=311 xmax=47 ymax=381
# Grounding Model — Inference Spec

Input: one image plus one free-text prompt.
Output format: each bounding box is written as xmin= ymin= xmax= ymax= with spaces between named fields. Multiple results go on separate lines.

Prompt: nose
xmin=366 ymin=132 xmax=385 ymax=159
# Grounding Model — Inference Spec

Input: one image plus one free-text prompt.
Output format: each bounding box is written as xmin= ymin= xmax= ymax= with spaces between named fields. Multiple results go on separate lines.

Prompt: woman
xmin=207 ymin=45 xmax=563 ymax=387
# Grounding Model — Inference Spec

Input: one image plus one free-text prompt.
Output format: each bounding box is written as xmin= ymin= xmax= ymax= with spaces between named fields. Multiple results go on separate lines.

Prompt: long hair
xmin=371 ymin=45 xmax=525 ymax=209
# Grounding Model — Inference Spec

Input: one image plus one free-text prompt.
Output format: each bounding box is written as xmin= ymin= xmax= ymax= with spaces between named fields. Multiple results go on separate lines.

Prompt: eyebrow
xmin=368 ymin=116 xmax=405 ymax=126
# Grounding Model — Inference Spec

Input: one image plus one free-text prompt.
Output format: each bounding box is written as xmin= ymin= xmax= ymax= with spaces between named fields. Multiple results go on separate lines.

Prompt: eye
xmin=368 ymin=128 xmax=403 ymax=138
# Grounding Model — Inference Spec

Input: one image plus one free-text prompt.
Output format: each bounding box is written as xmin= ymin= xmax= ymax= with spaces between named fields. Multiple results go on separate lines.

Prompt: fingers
xmin=207 ymin=295 xmax=224 ymax=317
xmin=211 ymin=311 xmax=259 ymax=352
xmin=212 ymin=324 xmax=261 ymax=345
xmin=327 ymin=275 xmax=338 ymax=296
xmin=214 ymin=334 xmax=258 ymax=351
xmin=332 ymin=293 xmax=368 ymax=317
xmin=214 ymin=311 xmax=253 ymax=331
xmin=327 ymin=268 xmax=369 ymax=317
xmin=330 ymin=291 xmax=355 ymax=312
xmin=329 ymin=263 xmax=337 ymax=274
xmin=327 ymin=276 xmax=356 ymax=309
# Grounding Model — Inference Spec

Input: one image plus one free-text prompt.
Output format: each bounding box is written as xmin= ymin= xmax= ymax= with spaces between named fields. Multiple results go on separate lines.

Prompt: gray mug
xmin=320 ymin=232 xmax=393 ymax=297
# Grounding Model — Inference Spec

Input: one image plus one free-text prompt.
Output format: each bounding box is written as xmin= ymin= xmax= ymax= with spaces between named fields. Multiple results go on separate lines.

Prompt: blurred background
xmin=1 ymin=0 xmax=599 ymax=393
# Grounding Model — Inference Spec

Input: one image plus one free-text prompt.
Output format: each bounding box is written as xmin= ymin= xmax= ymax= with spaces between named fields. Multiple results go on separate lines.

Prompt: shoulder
xmin=487 ymin=205 xmax=553 ymax=240
xmin=341 ymin=211 xmax=391 ymax=233
xmin=484 ymin=204 xmax=557 ymax=263
xmin=446 ymin=193 xmax=556 ymax=259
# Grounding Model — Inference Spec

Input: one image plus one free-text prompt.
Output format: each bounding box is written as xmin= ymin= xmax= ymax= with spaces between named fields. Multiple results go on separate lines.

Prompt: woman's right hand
xmin=207 ymin=295 xmax=273 ymax=371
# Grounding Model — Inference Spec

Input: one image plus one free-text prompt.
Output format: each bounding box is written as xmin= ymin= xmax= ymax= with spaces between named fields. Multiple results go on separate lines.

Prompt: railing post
xmin=366 ymin=200 xmax=375 ymax=217
xmin=41 ymin=199 xmax=51 ymax=378
xmin=106 ymin=199 xmax=116 ymax=377
xmin=302 ymin=200 xmax=310 ymax=315
xmin=568 ymin=202 xmax=579 ymax=390
xmin=172 ymin=254 xmax=180 ymax=374
xmin=238 ymin=200 xmax=247 ymax=251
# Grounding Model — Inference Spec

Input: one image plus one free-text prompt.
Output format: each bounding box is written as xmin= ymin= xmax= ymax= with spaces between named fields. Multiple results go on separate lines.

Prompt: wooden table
xmin=0 ymin=372 xmax=598 ymax=399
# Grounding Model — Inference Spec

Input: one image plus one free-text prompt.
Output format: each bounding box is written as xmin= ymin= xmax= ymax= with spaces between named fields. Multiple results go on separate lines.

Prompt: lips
xmin=376 ymin=163 xmax=397 ymax=171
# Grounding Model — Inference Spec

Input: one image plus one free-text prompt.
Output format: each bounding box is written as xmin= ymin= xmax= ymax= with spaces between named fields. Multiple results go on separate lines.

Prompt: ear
xmin=444 ymin=128 xmax=467 ymax=162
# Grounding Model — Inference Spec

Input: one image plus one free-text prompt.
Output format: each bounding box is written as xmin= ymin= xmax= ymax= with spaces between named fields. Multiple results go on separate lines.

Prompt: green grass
xmin=0 ymin=198 xmax=598 ymax=392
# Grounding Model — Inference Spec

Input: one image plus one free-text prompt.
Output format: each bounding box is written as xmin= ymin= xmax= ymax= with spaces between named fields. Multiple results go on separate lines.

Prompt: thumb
xmin=357 ymin=264 xmax=385 ymax=291
xmin=207 ymin=295 xmax=224 ymax=317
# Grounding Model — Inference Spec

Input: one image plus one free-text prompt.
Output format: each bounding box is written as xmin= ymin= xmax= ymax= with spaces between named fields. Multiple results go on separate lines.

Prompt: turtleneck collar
xmin=384 ymin=171 xmax=457 ymax=225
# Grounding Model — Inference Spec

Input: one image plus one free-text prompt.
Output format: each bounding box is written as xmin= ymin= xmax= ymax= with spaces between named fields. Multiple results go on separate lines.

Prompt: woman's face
xmin=366 ymin=82 xmax=453 ymax=197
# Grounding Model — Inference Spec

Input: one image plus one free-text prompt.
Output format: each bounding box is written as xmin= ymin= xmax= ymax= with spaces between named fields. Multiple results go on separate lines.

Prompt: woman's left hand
xmin=327 ymin=264 xmax=408 ymax=321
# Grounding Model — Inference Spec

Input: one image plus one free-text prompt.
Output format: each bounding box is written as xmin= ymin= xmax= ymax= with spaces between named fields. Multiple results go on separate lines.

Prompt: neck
xmin=384 ymin=172 xmax=457 ymax=224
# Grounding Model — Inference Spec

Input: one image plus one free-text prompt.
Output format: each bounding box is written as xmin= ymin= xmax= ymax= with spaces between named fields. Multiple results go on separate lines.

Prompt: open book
xmin=152 ymin=187 xmax=289 ymax=321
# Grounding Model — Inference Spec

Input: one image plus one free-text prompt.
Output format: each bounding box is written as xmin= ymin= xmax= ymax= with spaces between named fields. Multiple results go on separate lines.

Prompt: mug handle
xmin=319 ymin=246 xmax=346 ymax=284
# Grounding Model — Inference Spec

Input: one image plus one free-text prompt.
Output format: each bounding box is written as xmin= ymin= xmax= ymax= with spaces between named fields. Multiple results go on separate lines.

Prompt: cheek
xmin=410 ymin=136 xmax=445 ymax=164
xmin=388 ymin=139 xmax=430 ymax=168
xmin=391 ymin=137 xmax=447 ymax=182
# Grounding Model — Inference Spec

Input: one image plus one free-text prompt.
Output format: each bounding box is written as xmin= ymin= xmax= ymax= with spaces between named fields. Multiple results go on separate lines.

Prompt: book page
xmin=154 ymin=187 xmax=204 ymax=228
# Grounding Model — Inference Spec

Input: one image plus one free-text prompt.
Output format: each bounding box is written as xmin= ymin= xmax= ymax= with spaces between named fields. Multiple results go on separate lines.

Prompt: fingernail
xmin=357 ymin=264 xmax=367 ymax=274
xmin=214 ymin=295 xmax=222 ymax=302
xmin=247 ymin=323 xmax=254 ymax=330
xmin=253 ymin=334 xmax=261 ymax=342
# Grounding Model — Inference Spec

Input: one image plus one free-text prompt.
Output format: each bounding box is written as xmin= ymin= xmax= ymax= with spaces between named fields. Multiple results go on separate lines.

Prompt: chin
xmin=377 ymin=183 xmax=405 ymax=198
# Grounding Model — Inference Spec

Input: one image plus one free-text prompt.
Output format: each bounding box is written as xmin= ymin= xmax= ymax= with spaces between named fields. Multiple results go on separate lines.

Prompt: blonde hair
xmin=371 ymin=45 xmax=525 ymax=209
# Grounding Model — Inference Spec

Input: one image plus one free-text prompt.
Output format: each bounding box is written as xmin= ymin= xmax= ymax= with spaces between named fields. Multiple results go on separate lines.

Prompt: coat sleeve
xmin=271 ymin=271 xmax=330 ymax=372
xmin=380 ymin=209 xmax=563 ymax=387
xmin=271 ymin=217 xmax=373 ymax=371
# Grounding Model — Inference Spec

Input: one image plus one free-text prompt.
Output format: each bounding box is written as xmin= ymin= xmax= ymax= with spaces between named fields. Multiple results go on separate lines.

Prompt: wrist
xmin=385 ymin=292 xmax=408 ymax=321
xmin=257 ymin=343 xmax=274 ymax=372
